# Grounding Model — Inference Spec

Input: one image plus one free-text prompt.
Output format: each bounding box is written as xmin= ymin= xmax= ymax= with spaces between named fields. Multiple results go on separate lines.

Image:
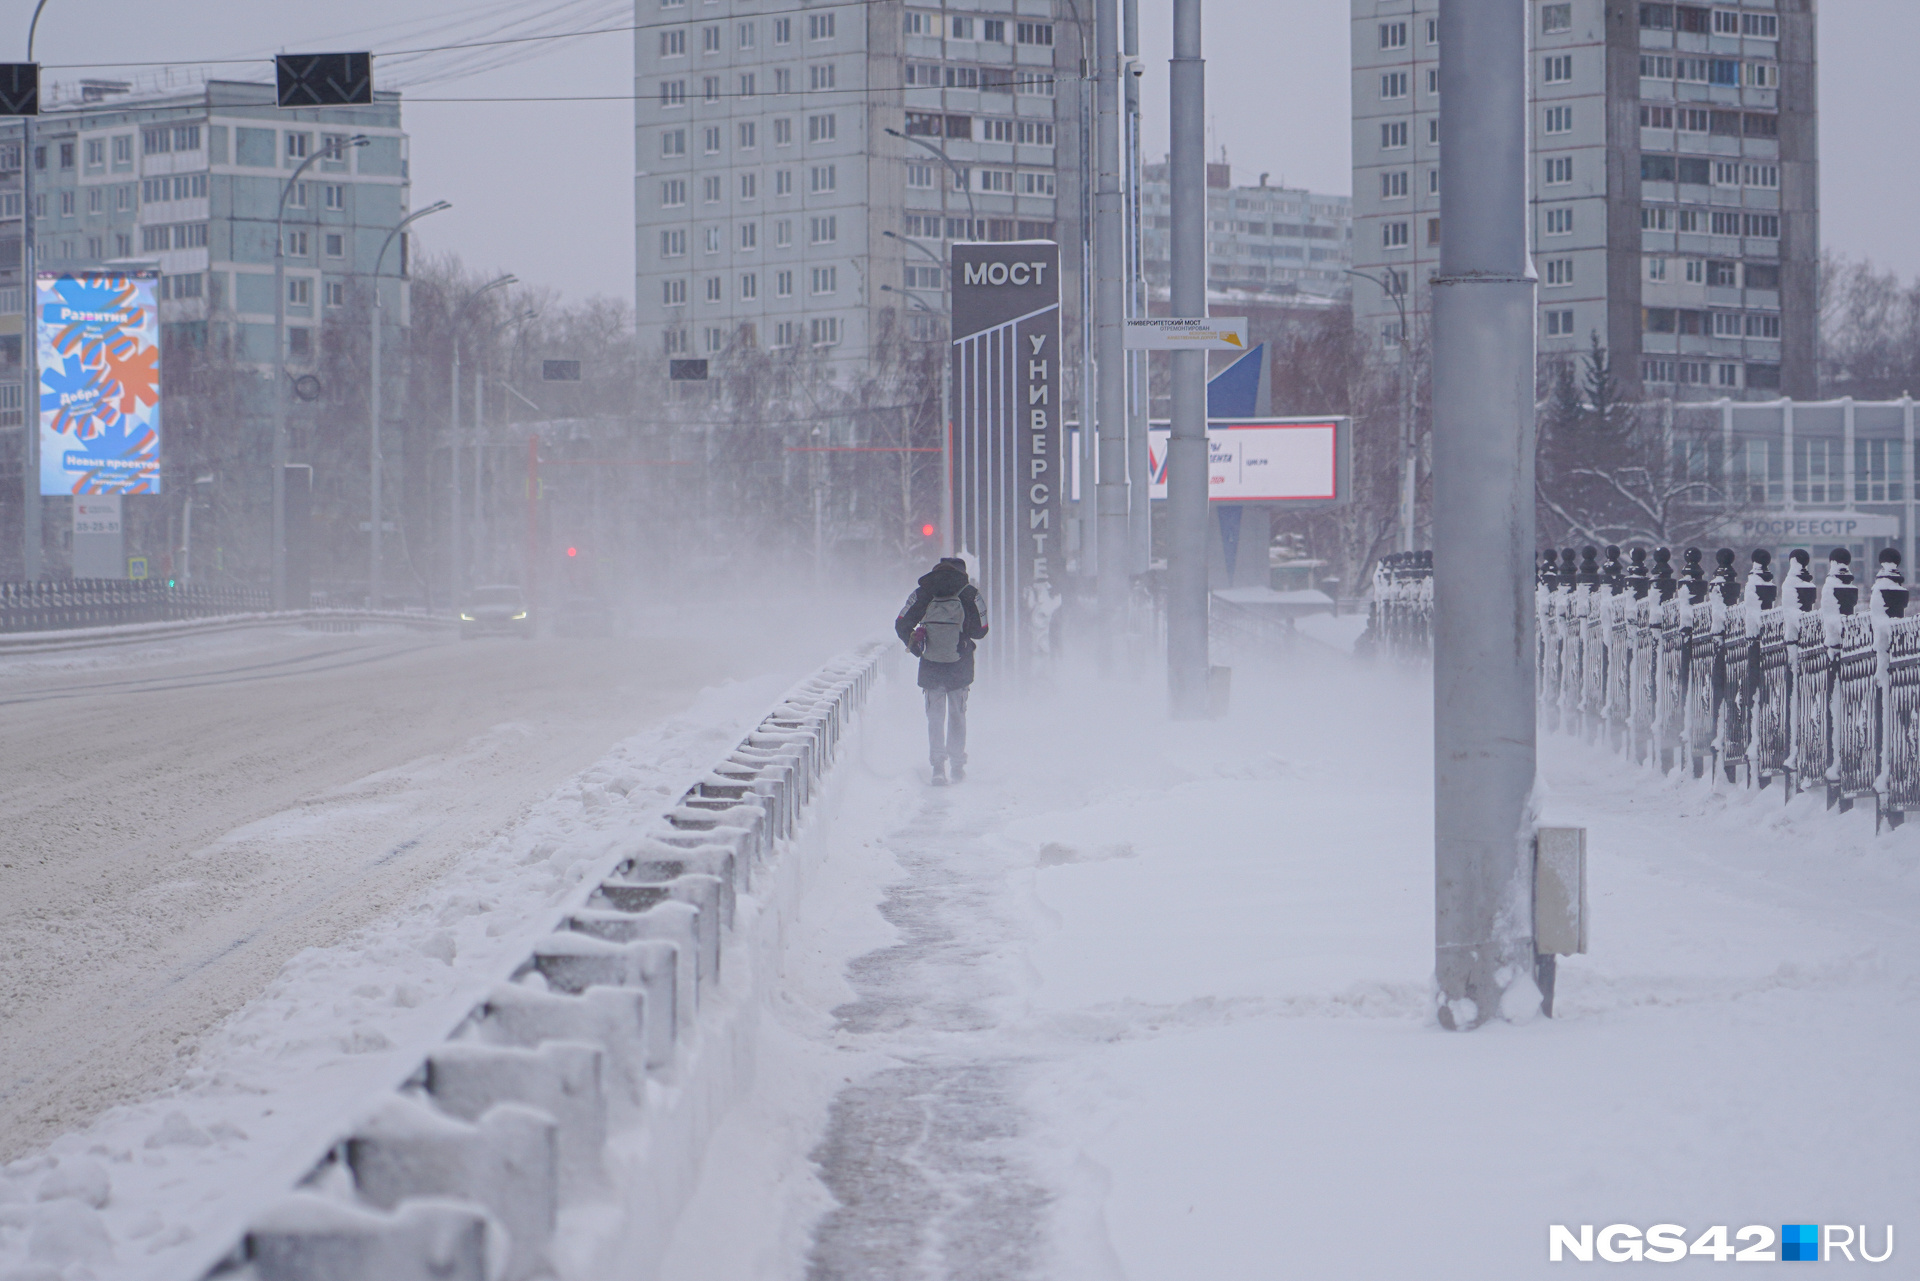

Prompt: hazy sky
xmin=12 ymin=0 xmax=1913 ymax=301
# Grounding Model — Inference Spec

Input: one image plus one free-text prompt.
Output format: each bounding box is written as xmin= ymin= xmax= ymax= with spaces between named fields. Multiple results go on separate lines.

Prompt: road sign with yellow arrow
xmin=1123 ymin=317 xmax=1249 ymax=351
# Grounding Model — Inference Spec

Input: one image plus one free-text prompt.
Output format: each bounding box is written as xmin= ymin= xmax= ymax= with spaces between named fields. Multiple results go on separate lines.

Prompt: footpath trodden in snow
xmin=663 ymin=645 xmax=1919 ymax=1281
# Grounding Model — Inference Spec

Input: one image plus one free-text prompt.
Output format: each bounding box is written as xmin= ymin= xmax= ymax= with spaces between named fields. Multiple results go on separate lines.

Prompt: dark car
xmin=459 ymin=584 xmax=533 ymax=639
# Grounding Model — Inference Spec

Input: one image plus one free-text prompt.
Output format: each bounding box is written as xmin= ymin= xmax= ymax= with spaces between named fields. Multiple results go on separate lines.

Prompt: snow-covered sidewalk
xmin=663 ymin=646 xmax=1920 ymax=1279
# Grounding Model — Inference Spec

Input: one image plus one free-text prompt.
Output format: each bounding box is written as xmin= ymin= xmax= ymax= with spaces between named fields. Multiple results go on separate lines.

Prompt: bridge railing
xmin=0 ymin=580 xmax=271 ymax=633
xmin=1366 ymin=545 xmax=1920 ymax=829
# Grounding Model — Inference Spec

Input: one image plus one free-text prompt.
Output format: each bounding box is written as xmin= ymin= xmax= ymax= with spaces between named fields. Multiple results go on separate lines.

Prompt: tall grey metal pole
xmin=1124 ymin=0 xmax=1151 ymax=578
xmin=449 ymin=340 xmax=461 ymax=604
xmin=20 ymin=0 xmax=49 ymax=581
xmin=1166 ymin=0 xmax=1208 ymax=717
xmin=1431 ymin=0 xmax=1539 ymax=1030
xmin=1093 ymin=0 xmax=1128 ymax=632
xmin=369 ymin=201 xmax=451 ymax=607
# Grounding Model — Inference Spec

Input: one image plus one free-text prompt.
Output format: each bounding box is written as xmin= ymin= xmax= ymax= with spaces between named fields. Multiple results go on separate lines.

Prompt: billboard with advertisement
xmin=38 ymin=271 xmax=162 ymax=496
xmin=1144 ymin=418 xmax=1350 ymax=505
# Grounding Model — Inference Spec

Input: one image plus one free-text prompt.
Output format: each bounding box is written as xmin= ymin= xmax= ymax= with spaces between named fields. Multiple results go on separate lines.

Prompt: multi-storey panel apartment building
xmin=1350 ymin=0 xmax=1816 ymax=399
xmin=633 ymin=0 xmax=1079 ymax=376
xmin=1141 ymin=161 xmax=1352 ymax=298
xmin=0 ymin=80 xmax=409 ymax=365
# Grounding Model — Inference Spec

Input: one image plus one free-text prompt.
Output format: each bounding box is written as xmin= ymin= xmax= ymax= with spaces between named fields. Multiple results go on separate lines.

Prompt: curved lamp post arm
xmin=885 ymin=127 xmax=977 ymax=228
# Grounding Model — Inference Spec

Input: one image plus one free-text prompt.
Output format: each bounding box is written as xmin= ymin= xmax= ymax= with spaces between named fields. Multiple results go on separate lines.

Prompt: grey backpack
xmin=920 ymin=594 xmax=966 ymax=663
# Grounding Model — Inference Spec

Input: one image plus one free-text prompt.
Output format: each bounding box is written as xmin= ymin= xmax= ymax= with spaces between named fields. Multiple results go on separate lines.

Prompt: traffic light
xmin=566 ymin=546 xmax=578 ymax=558
xmin=920 ymin=523 xmax=937 ymax=539
xmin=275 ymin=53 xmax=373 ymax=107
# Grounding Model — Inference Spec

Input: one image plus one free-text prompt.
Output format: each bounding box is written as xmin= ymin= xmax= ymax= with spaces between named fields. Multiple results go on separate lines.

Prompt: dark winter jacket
xmin=895 ymin=561 xmax=989 ymax=690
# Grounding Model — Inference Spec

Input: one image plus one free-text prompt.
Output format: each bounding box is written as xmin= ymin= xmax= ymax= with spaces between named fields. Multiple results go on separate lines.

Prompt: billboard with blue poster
xmin=38 ymin=272 xmax=162 ymax=496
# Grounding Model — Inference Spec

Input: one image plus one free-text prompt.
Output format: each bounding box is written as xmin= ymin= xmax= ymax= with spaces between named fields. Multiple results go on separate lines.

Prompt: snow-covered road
xmin=660 ymin=644 xmax=1920 ymax=1280
xmin=0 ymin=610 xmax=856 ymax=1163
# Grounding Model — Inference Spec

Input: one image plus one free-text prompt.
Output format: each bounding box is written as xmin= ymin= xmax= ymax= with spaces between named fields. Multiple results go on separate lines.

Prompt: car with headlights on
xmin=459 ymin=584 xmax=532 ymax=638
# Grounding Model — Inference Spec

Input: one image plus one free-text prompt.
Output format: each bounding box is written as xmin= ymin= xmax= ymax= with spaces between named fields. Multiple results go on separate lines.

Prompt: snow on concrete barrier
xmin=1368 ymin=546 xmax=1920 ymax=828
xmin=201 ymin=642 xmax=886 ymax=1281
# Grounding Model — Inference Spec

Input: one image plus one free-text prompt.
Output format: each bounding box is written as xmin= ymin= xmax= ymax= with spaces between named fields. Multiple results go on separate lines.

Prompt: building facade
xmin=1350 ymin=0 xmax=1816 ymax=399
xmin=1141 ymin=161 xmax=1352 ymax=299
xmin=631 ymin=0 xmax=1080 ymax=378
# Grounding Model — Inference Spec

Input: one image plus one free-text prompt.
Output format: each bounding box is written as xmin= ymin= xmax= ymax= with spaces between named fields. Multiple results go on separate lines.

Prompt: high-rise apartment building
xmin=632 ymin=0 xmax=1079 ymax=376
xmin=1350 ymin=0 xmax=1816 ymax=399
xmin=1141 ymin=161 xmax=1352 ymax=298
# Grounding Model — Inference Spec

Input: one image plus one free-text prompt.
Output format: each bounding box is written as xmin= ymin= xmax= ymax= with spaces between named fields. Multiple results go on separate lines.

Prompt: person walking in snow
xmin=895 ymin=557 xmax=988 ymax=786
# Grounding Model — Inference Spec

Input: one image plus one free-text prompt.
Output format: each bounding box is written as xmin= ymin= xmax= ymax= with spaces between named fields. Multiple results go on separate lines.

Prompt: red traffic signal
xmin=920 ymin=523 xmax=936 ymax=538
xmin=566 ymin=546 xmax=578 ymax=557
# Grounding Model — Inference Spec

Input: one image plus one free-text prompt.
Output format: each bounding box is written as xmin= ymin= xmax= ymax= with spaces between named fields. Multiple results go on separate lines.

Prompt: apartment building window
xmin=325 ymin=233 xmax=344 ymax=258
xmin=661 ymin=178 xmax=688 ymax=207
xmin=905 ymin=264 xmax=942 ymax=290
xmin=1709 ymin=59 xmax=1739 ymax=86
xmin=810 ymin=215 xmax=838 ymax=244
xmin=978 ymin=169 xmax=1014 ymax=193
xmin=808 ymin=114 xmax=837 ymax=142
xmin=1545 ymin=106 xmax=1573 ymax=135
xmin=773 ymin=67 xmax=792 ymax=94
xmin=1016 ymin=22 xmax=1053 ymax=45
xmin=738 ymin=121 xmax=759 ymax=151
xmin=57 ymin=191 xmax=74 ymax=217
xmin=705 ymin=277 xmax=722 ymax=302
xmin=1794 ymin=438 xmax=1844 ymax=504
xmin=1018 ymin=121 xmax=1054 ymax=146
xmin=1544 ymin=156 xmax=1573 ymax=185
xmin=773 ymin=17 xmax=791 ymax=44
xmin=810 ymin=266 xmax=838 ymax=295
xmin=663 ymin=327 xmax=688 ymax=356
xmin=661 ymin=229 xmax=687 ymax=257
xmin=1747 ymin=313 xmax=1781 ymax=339
xmin=1855 ymin=440 xmax=1905 ymax=503
xmin=907 ymin=163 xmax=934 ymax=189
xmin=702 ymin=25 xmax=721 ymax=53
xmin=1427 ymin=69 xmax=1439 ymax=96
xmin=86 ymin=189 xmax=102 ymax=215
xmin=287 ymin=278 xmax=311 ymax=306
xmin=1646 ymin=256 xmax=1668 ymax=282
xmin=809 ymin=13 xmax=836 ymax=39
xmin=83 ymin=235 xmax=101 ymax=258
xmin=704 ymin=226 xmax=722 ymax=252
xmin=1428 ymin=118 xmax=1439 ymax=145
xmin=322 ymin=184 xmax=345 ymax=210
xmin=904 ymin=12 xmax=934 ymax=36
xmin=115 ymin=185 xmax=132 ymax=211
xmin=770 ymin=321 xmax=797 ymax=348
xmin=665 ymin=279 xmax=690 ymax=311
xmin=1745 ymin=62 xmax=1778 ymax=89
xmin=774 ymin=169 xmax=793 ymax=196
xmin=775 ymin=270 xmax=794 ymax=297
xmin=1545 ymin=208 xmax=1573 ymax=236
xmin=701 ymin=327 xmax=726 ymax=353
xmin=809 ymin=64 xmax=836 ymax=91
xmin=811 ymin=164 xmax=837 ymax=193
xmin=662 ymin=129 xmax=687 ymax=156
xmin=1542 ymin=55 xmax=1572 ymax=84
xmin=660 ymin=29 xmax=686 ymax=58
xmin=704 ymin=127 xmax=722 ymax=154
xmin=1382 ymin=221 xmax=1409 ymax=249
xmin=740 ymin=173 xmax=758 ymax=200
xmin=112 ymin=135 xmax=131 ymax=164
xmin=772 ymin=120 xmax=794 ymax=149
xmin=1675 ymin=58 xmax=1708 ymax=84
xmin=1379 ymin=21 xmax=1407 ymax=50
xmin=1019 ymin=172 xmax=1055 ymax=196
xmin=810 ymin=317 xmax=841 ymax=347
xmin=740 ymin=272 xmax=758 ymax=300
xmin=1744 ymin=113 xmax=1778 ymax=138
xmin=285 ymin=230 xmax=309 ymax=256
xmin=83 ymin=138 xmax=103 ymax=167
xmin=285 ymin=132 xmax=310 ymax=162
xmin=56 ymin=141 xmax=73 ymax=169
xmin=1426 ymin=17 xmax=1438 ymax=44
xmin=1380 ymin=72 xmax=1408 ymax=100
xmin=1640 ymin=105 xmax=1673 ymax=130
xmin=1712 ymin=311 xmax=1743 ymax=337
xmin=775 ymin=219 xmax=792 ymax=247
xmin=1692 ymin=260 xmax=1715 ymax=285
xmin=1745 ymin=164 xmax=1779 ymax=189
xmin=1544 ymin=258 xmax=1574 ymax=286
xmin=1545 ymin=308 xmax=1575 ymax=336
xmin=739 ymin=73 xmax=756 ymax=98
xmin=1381 ymin=121 xmax=1408 ymax=150
xmin=740 ymin=221 xmax=758 ymax=249
xmin=1429 ymin=168 xmax=1440 ymax=195
xmin=1706 ymin=211 xmax=1739 ymax=236
xmin=704 ymin=77 xmax=721 ymax=103
xmin=661 ymin=80 xmax=686 ymax=107
xmin=1640 ymin=54 xmax=1672 ymax=79
xmin=1744 ymin=213 xmax=1779 ymax=240
xmin=738 ymin=20 xmax=756 ymax=48
xmin=700 ymin=175 xmax=721 ymax=204
xmin=1739 ymin=438 xmax=1783 ymax=504
xmin=1742 ymin=14 xmax=1778 ymax=38
xmin=320 ymin=280 xmax=344 ymax=308
xmin=984 ymin=19 xmax=1006 ymax=41
xmin=1542 ymin=4 xmax=1572 ymax=33
xmin=1381 ymin=171 xmax=1408 ymax=199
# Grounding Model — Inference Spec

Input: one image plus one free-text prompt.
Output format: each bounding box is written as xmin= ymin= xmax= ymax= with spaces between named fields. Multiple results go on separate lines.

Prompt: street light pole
xmin=446 ymin=274 xmax=515 ymax=606
xmin=368 ymin=200 xmax=450 ymax=607
xmin=1347 ymin=267 xmax=1418 ymax=554
xmin=1431 ymin=0 xmax=1539 ymax=1030
xmin=1093 ymin=0 xmax=1129 ymax=636
xmin=880 ymin=246 xmax=954 ymax=557
xmin=273 ymin=133 xmax=367 ymax=608
xmin=1166 ymin=0 xmax=1209 ymax=718
xmin=474 ymin=309 xmax=534 ymax=584
xmin=19 ymin=0 xmax=50 ymax=581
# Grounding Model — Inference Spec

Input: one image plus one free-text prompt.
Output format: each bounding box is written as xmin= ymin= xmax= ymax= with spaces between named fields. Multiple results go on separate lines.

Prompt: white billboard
xmin=1146 ymin=418 xmax=1347 ymax=504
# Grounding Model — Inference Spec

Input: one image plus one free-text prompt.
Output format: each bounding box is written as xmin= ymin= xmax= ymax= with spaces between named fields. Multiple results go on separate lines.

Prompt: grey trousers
xmin=924 ymin=686 xmax=969 ymax=766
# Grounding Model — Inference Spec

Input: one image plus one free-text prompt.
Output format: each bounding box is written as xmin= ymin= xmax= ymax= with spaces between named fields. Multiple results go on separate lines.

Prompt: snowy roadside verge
xmin=0 ymin=650 xmax=878 ymax=1281
xmin=0 ymin=609 xmax=449 ymax=657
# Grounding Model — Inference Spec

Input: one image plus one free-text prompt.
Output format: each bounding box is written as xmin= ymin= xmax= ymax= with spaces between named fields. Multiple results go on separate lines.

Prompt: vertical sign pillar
xmin=1432 ymin=0 xmax=1539 ymax=1030
xmin=951 ymin=241 xmax=1064 ymax=674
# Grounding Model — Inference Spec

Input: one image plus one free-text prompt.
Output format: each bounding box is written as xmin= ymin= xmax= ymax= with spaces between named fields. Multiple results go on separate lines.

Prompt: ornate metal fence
xmin=0 ymin=580 xmax=271 ymax=634
xmin=1367 ymin=545 xmax=1920 ymax=829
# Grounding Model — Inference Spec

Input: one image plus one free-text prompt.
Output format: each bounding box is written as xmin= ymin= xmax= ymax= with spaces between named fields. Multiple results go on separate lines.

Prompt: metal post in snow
xmin=449 ymin=339 xmax=462 ymax=606
xmin=20 ymin=2 xmax=48 ymax=582
xmin=1124 ymin=0 xmax=1151 ymax=579
xmin=1431 ymin=0 xmax=1539 ymax=1030
xmin=1166 ymin=0 xmax=1208 ymax=717
xmin=1093 ymin=0 xmax=1129 ymax=636
xmin=369 ymin=202 xmax=450 ymax=607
